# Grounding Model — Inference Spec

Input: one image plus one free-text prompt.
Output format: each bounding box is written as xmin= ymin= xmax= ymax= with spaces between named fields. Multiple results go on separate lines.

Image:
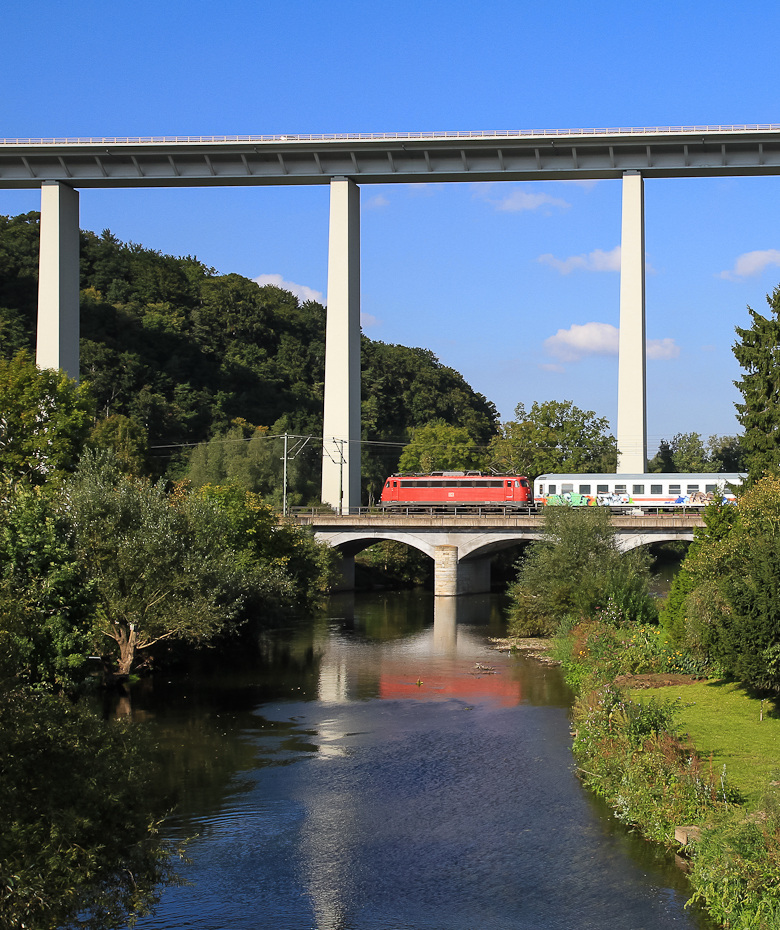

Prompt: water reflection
xmin=132 ymin=591 xmax=715 ymax=930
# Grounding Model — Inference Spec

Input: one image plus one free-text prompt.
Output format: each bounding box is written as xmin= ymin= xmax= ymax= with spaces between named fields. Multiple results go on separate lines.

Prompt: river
xmin=130 ymin=591 xmax=715 ymax=930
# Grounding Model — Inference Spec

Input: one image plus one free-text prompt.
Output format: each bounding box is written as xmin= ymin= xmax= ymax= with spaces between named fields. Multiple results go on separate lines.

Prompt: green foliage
xmin=488 ymin=399 xmax=616 ymax=481
xmin=689 ymin=781 xmax=780 ymax=929
xmin=507 ymin=506 xmax=656 ymax=635
xmin=648 ymin=432 xmax=745 ymax=473
xmin=571 ymin=683 xmax=729 ymax=845
xmin=0 ymin=482 xmax=96 ymax=692
xmin=355 ymin=541 xmax=431 ymax=589
xmin=0 ymin=687 xmax=182 ymax=930
xmin=64 ymin=454 xmax=246 ymax=675
xmin=397 ymin=419 xmax=485 ymax=473
xmin=88 ymin=413 xmax=150 ymax=476
xmin=683 ymin=476 xmax=780 ymax=691
xmin=734 ymin=287 xmax=780 ymax=482
xmin=195 ymin=483 xmax=339 ymax=606
xmin=0 ymin=350 xmax=94 ymax=484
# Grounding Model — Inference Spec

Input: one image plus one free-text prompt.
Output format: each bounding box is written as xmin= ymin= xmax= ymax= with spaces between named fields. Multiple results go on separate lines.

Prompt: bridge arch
xmin=616 ymin=531 xmax=696 ymax=552
xmin=302 ymin=512 xmax=704 ymax=596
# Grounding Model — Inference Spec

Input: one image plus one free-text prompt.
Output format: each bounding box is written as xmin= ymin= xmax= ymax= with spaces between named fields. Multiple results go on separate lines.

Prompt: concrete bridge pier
xmin=433 ymin=546 xmax=491 ymax=597
xmin=37 ymin=181 xmax=80 ymax=379
xmin=321 ymin=176 xmax=361 ymax=513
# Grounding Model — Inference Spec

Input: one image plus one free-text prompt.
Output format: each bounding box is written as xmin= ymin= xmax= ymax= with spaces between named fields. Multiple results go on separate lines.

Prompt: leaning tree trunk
xmin=115 ymin=623 xmax=138 ymax=677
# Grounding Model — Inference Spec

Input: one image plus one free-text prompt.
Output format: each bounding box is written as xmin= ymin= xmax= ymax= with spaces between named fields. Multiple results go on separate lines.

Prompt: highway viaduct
xmin=4 ymin=124 xmax=780 ymax=508
xmin=294 ymin=509 xmax=704 ymax=596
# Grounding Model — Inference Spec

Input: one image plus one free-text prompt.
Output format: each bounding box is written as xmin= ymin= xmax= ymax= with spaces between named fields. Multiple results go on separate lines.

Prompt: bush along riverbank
xmin=548 ymin=606 xmax=780 ymax=929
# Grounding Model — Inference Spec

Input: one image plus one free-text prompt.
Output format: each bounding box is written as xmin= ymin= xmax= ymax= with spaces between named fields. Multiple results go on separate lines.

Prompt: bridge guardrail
xmin=290 ymin=505 xmax=708 ymax=519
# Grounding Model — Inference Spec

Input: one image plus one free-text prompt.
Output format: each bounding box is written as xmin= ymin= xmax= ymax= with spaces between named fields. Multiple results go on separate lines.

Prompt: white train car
xmin=534 ymin=473 xmax=744 ymax=509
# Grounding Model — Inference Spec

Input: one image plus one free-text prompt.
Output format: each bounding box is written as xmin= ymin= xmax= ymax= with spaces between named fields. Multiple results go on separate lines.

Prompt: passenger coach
xmin=535 ymin=473 xmax=744 ymax=508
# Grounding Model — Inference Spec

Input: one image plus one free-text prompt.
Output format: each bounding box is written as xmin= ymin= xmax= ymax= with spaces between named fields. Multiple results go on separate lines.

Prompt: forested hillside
xmin=0 ymin=212 xmax=498 ymax=502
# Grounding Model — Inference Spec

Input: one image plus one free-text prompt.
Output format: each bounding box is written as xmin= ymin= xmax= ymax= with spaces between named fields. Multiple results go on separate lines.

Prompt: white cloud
xmin=365 ymin=194 xmax=390 ymax=209
xmin=544 ymin=321 xmax=680 ymax=363
xmin=253 ymin=274 xmax=323 ymax=303
xmin=554 ymin=178 xmax=600 ymax=190
xmin=718 ymin=249 xmax=780 ymax=280
xmin=360 ymin=312 xmax=380 ymax=328
xmin=493 ymin=189 xmax=570 ymax=212
xmin=472 ymin=183 xmax=569 ymax=213
xmin=647 ymin=338 xmax=680 ymax=360
xmin=545 ymin=322 xmax=619 ymax=362
xmin=538 ymin=362 xmax=565 ymax=372
xmin=538 ymin=245 xmax=621 ymax=275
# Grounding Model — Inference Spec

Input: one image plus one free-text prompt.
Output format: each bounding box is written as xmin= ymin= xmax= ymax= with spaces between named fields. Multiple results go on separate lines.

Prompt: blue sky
xmin=3 ymin=0 xmax=780 ymax=451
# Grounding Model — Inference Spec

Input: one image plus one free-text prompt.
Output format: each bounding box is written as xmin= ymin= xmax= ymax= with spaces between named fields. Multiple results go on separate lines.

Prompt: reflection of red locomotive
xmin=380 ymin=472 xmax=533 ymax=510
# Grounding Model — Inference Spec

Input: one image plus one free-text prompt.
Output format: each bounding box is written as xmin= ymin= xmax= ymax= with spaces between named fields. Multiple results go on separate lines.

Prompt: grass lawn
xmin=630 ymin=679 xmax=780 ymax=806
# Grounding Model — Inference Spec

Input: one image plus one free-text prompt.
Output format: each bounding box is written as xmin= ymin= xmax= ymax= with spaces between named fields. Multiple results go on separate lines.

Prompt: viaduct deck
xmin=294 ymin=510 xmax=703 ymax=596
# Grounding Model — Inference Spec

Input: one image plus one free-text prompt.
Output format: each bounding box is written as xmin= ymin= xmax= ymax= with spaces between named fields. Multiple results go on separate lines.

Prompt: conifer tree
xmin=734 ymin=288 xmax=780 ymax=481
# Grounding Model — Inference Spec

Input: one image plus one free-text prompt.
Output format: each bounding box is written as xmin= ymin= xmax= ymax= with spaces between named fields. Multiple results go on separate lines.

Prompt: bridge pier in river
xmin=433 ymin=546 xmax=491 ymax=597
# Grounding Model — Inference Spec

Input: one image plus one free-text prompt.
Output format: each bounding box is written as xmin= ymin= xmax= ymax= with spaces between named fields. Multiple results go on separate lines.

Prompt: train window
xmin=514 ymin=480 xmax=520 ymax=488
xmin=633 ymin=484 xmax=645 ymax=494
xmin=562 ymin=483 xmax=573 ymax=493
xmin=521 ymin=479 xmax=529 ymax=487
xmin=597 ymin=484 xmax=609 ymax=493
xmin=687 ymin=484 xmax=699 ymax=493
xmin=615 ymin=484 xmax=627 ymax=494
xmin=705 ymin=484 xmax=717 ymax=492
xmin=400 ymin=481 xmax=414 ymax=488
xmin=669 ymin=484 xmax=681 ymax=494
xmin=385 ymin=481 xmax=390 ymax=488
xmin=548 ymin=484 xmax=556 ymax=494
xmin=651 ymin=484 xmax=662 ymax=494
xmin=579 ymin=484 xmax=591 ymax=494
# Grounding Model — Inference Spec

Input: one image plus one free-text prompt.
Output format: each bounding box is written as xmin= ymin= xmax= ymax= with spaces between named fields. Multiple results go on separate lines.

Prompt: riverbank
xmin=507 ymin=626 xmax=780 ymax=929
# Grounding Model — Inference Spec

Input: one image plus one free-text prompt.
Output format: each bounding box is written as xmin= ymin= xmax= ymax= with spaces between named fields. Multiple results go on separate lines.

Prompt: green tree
xmin=683 ymin=476 xmax=780 ymax=690
xmin=734 ymin=288 xmax=780 ymax=481
xmin=88 ymin=413 xmax=150 ymax=475
xmin=508 ymin=505 xmax=656 ymax=635
xmin=0 ymin=350 xmax=94 ymax=484
xmin=397 ymin=419 xmax=485 ymax=473
xmin=195 ymin=483 xmax=339 ymax=606
xmin=0 ymin=687 xmax=181 ymax=930
xmin=64 ymin=455 xmax=245 ymax=676
xmin=488 ymin=400 xmax=617 ymax=481
xmin=0 ymin=481 xmax=96 ymax=692
xmin=648 ymin=439 xmax=675 ymax=472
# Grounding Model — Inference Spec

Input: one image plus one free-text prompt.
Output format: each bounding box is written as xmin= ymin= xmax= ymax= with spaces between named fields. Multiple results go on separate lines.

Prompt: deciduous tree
xmin=488 ymin=400 xmax=617 ymax=481
xmin=0 ymin=350 xmax=94 ymax=484
xmin=397 ymin=419 xmax=485 ymax=473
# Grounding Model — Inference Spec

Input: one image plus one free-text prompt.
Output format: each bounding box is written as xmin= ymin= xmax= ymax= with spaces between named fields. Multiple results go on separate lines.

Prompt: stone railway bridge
xmin=294 ymin=510 xmax=704 ymax=596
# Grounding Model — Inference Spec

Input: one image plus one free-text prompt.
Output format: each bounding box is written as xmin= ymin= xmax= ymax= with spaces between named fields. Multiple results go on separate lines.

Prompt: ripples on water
xmin=132 ymin=592 xmax=715 ymax=930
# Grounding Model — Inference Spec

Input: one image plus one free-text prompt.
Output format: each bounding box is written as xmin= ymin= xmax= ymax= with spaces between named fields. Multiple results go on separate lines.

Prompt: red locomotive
xmin=380 ymin=472 xmax=533 ymax=510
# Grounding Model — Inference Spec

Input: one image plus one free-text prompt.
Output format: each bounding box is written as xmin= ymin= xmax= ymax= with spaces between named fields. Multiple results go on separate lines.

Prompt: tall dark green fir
xmin=733 ymin=287 xmax=780 ymax=481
